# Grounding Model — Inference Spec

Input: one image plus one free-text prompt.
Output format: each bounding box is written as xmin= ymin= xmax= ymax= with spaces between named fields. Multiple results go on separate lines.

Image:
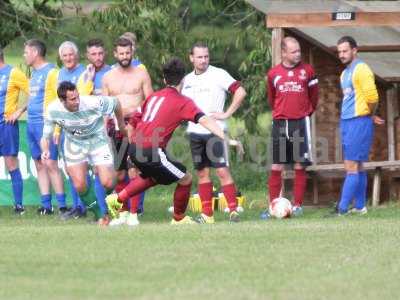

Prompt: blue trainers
xmin=292 ymin=206 xmax=303 ymax=217
xmin=260 ymin=209 xmax=271 ymax=220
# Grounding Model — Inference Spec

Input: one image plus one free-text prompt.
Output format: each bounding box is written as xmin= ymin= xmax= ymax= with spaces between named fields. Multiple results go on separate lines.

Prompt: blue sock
xmin=339 ymin=173 xmax=359 ymax=214
xmin=355 ymin=171 xmax=367 ymax=209
xmin=94 ymin=175 xmax=107 ymax=215
xmin=69 ymin=177 xmax=80 ymax=209
xmin=41 ymin=194 xmax=52 ymax=209
xmin=138 ymin=192 xmax=145 ymax=212
xmin=10 ymin=168 xmax=23 ymax=206
xmin=55 ymin=193 xmax=67 ymax=208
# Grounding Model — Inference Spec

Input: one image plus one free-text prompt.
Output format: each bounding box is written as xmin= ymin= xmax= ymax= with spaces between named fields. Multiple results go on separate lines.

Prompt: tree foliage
xmin=93 ymin=0 xmax=271 ymax=133
xmin=0 ymin=0 xmax=62 ymax=48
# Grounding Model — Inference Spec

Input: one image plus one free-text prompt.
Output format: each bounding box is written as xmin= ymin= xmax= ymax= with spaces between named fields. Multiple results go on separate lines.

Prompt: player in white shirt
xmin=41 ymin=81 xmax=127 ymax=226
xmin=182 ymin=42 xmax=246 ymax=223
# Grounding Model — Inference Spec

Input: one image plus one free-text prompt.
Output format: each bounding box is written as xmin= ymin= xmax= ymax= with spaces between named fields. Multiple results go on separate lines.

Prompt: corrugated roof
xmin=246 ymin=0 xmax=400 ymax=81
xmin=300 ymin=26 xmax=400 ymax=46
xmin=246 ymin=0 xmax=400 ymax=13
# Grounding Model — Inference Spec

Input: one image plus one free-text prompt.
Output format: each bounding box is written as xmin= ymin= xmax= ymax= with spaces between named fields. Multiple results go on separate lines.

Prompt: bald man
xmin=265 ymin=36 xmax=319 ymax=217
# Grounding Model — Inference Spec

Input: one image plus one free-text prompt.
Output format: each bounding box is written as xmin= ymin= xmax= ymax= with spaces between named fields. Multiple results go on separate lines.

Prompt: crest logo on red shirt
xmin=299 ymin=69 xmax=307 ymax=80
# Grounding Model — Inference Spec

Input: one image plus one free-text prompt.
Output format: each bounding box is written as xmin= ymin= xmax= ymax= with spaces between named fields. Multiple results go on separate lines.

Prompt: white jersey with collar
xmin=182 ymin=65 xmax=236 ymax=134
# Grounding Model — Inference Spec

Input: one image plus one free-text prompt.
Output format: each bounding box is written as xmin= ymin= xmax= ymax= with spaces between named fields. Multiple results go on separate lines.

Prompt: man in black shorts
xmin=266 ymin=37 xmax=319 ymax=216
xmin=182 ymin=42 xmax=246 ymax=224
xmin=106 ymin=58 xmax=240 ymax=226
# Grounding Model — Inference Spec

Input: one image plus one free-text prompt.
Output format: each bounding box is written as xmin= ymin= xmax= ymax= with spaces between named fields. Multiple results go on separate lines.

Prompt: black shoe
xmin=14 ymin=205 xmax=25 ymax=215
xmin=60 ymin=207 xmax=86 ymax=220
xmin=137 ymin=207 xmax=144 ymax=217
xmin=37 ymin=206 xmax=54 ymax=215
xmin=59 ymin=206 xmax=70 ymax=214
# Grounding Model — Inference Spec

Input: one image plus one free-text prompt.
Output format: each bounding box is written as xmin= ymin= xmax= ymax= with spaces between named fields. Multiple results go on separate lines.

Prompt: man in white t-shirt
xmin=182 ymin=42 xmax=246 ymax=223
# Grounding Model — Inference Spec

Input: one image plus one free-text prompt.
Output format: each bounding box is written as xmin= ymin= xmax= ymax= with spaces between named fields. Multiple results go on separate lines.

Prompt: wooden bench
xmin=282 ymin=160 xmax=400 ymax=206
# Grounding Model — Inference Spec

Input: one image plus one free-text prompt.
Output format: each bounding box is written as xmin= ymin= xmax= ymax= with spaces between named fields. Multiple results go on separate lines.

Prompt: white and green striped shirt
xmin=43 ymin=95 xmax=117 ymax=141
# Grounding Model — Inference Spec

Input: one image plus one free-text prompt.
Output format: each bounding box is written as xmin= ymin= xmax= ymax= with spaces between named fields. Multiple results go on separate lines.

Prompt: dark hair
xmin=190 ymin=42 xmax=208 ymax=54
xmin=24 ymin=39 xmax=47 ymax=57
xmin=114 ymin=37 xmax=132 ymax=49
xmin=0 ymin=46 xmax=3 ymax=61
xmin=58 ymin=81 xmax=77 ymax=101
xmin=163 ymin=58 xmax=185 ymax=86
xmin=87 ymin=38 xmax=105 ymax=49
xmin=337 ymin=36 xmax=358 ymax=48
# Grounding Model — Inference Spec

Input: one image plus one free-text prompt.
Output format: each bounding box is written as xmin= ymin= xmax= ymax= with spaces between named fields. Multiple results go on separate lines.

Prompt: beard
xmin=118 ymin=58 xmax=132 ymax=68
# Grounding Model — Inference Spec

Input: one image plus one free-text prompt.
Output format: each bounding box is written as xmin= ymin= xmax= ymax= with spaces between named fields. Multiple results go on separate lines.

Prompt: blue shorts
xmin=0 ymin=122 xmax=19 ymax=156
xmin=27 ymin=122 xmax=59 ymax=160
xmin=340 ymin=116 xmax=374 ymax=162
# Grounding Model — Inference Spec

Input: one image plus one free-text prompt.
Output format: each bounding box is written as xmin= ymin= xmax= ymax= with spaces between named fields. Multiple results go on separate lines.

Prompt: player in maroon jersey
xmin=106 ymin=58 xmax=239 ymax=225
xmin=265 ymin=37 xmax=319 ymax=217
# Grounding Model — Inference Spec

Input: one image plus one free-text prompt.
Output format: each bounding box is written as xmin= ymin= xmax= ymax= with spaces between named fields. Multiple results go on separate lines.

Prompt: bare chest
xmin=107 ymin=73 xmax=143 ymax=96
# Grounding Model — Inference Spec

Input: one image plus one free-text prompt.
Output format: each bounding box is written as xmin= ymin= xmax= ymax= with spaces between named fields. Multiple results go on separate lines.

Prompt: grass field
xmin=1 ymin=188 xmax=399 ymax=300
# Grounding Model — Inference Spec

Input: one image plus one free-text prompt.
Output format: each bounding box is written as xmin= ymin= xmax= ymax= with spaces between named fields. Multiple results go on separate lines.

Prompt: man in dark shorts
xmin=182 ymin=42 xmax=247 ymax=224
xmin=106 ymin=58 xmax=240 ymax=226
xmin=266 ymin=36 xmax=319 ymax=217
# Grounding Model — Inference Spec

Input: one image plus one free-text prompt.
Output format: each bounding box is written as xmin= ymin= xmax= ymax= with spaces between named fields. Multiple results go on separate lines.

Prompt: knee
xmin=271 ymin=164 xmax=283 ymax=171
xmin=117 ymin=170 xmax=126 ymax=182
xmin=102 ymin=177 xmax=115 ymax=190
xmin=45 ymin=160 xmax=59 ymax=172
xmin=197 ymin=169 xmax=210 ymax=181
xmin=294 ymin=163 xmax=304 ymax=171
xmin=344 ymin=161 xmax=359 ymax=173
xmin=4 ymin=157 xmax=18 ymax=171
xmin=179 ymin=173 xmax=192 ymax=186
xmin=74 ymin=180 xmax=87 ymax=193
xmin=216 ymin=167 xmax=232 ymax=181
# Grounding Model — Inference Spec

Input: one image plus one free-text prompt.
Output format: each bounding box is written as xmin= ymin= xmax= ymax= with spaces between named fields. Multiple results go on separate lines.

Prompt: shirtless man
xmin=102 ymin=37 xmax=153 ymax=226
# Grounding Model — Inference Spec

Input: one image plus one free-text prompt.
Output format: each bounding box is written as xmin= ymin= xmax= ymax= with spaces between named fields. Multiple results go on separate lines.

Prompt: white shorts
xmin=63 ymin=137 xmax=114 ymax=167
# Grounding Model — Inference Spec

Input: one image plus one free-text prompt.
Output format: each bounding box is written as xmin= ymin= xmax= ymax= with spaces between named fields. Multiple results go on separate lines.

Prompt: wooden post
xmin=312 ymin=174 xmax=319 ymax=205
xmin=271 ymin=28 xmax=283 ymax=66
xmin=309 ymin=47 xmax=318 ymax=204
xmin=308 ymin=47 xmax=317 ymax=165
xmin=372 ymin=167 xmax=382 ymax=207
xmin=387 ymin=87 xmax=396 ymax=162
xmin=335 ymin=127 xmax=342 ymax=163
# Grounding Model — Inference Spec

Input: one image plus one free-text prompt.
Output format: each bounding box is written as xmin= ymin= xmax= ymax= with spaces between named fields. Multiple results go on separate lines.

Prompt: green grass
xmin=0 ymin=188 xmax=399 ymax=300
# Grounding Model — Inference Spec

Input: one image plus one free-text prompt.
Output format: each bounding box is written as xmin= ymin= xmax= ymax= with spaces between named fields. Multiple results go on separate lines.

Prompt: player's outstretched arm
xmin=198 ymin=115 xmax=244 ymax=154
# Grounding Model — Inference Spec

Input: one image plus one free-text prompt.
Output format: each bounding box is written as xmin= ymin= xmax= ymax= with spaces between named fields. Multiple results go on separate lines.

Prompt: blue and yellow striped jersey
xmin=0 ymin=64 xmax=29 ymax=122
xmin=92 ymin=64 xmax=111 ymax=96
xmin=58 ymin=64 xmax=93 ymax=96
xmin=27 ymin=63 xmax=59 ymax=124
xmin=340 ymin=59 xmax=379 ymax=120
xmin=58 ymin=64 xmax=85 ymax=85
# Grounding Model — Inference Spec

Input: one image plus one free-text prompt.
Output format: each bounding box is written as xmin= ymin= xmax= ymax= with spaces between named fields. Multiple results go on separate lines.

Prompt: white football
xmin=269 ymin=197 xmax=292 ymax=219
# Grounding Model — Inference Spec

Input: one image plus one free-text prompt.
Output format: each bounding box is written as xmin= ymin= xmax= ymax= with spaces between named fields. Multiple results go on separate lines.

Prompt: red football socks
xmin=118 ymin=177 xmax=155 ymax=203
xmin=114 ymin=179 xmax=129 ymax=211
xmin=198 ymin=182 xmax=213 ymax=217
xmin=173 ymin=182 xmax=192 ymax=221
xmin=129 ymin=194 xmax=141 ymax=214
xmin=268 ymin=170 xmax=282 ymax=201
xmin=294 ymin=169 xmax=307 ymax=207
xmin=222 ymin=183 xmax=238 ymax=212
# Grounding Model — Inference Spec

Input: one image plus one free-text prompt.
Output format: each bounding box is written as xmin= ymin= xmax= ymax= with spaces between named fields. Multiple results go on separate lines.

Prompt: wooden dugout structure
xmin=246 ymin=0 xmax=400 ymax=206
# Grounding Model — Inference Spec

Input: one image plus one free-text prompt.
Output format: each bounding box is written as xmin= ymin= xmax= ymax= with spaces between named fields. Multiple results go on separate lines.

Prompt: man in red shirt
xmin=106 ymin=58 xmax=237 ymax=225
xmin=265 ymin=37 xmax=319 ymax=217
